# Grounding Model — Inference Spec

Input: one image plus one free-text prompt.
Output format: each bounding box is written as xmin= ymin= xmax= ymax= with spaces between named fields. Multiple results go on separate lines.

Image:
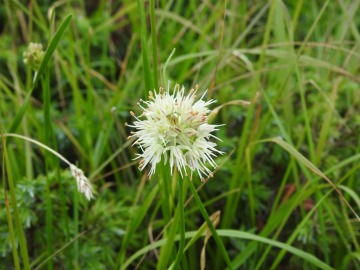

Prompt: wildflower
xmin=127 ymin=83 xmax=223 ymax=180
xmin=23 ymin=42 xmax=45 ymax=71
xmin=70 ymin=164 xmax=94 ymax=201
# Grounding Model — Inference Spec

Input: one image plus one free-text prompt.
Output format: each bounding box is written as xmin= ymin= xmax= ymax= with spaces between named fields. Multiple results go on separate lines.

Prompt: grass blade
xmin=260 ymin=137 xmax=360 ymax=221
xmin=136 ymin=0 xmax=153 ymax=94
xmin=9 ymin=13 xmax=72 ymax=133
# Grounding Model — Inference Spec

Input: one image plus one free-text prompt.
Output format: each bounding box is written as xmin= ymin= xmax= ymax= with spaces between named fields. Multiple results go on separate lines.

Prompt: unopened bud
xmin=23 ymin=42 xmax=45 ymax=71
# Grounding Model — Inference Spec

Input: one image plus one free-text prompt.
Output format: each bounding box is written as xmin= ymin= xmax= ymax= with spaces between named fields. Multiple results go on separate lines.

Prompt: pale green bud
xmin=23 ymin=42 xmax=45 ymax=71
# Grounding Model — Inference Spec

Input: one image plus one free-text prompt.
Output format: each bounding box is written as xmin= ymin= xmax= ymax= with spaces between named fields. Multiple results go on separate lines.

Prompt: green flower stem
xmin=149 ymin=0 xmax=158 ymax=89
xmin=136 ymin=0 xmax=153 ymax=94
xmin=0 ymin=133 xmax=71 ymax=166
xmin=172 ymin=175 xmax=185 ymax=269
xmin=42 ymin=69 xmax=54 ymax=270
xmin=189 ymin=181 xmax=233 ymax=270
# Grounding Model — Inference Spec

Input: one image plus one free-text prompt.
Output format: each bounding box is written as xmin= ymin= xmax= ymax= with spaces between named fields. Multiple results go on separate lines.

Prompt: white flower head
xmin=70 ymin=164 xmax=94 ymax=200
xmin=127 ymin=83 xmax=224 ymax=181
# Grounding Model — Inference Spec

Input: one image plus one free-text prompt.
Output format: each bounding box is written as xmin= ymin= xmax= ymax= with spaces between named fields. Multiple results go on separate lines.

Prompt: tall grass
xmin=0 ymin=0 xmax=359 ymax=269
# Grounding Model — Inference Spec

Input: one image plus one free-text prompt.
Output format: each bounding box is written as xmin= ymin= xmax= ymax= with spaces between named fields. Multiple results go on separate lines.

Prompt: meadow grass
xmin=0 ymin=0 xmax=359 ymax=269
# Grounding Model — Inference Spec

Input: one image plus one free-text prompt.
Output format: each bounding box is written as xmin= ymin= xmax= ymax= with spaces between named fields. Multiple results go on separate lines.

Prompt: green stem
xmin=149 ymin=0 xmax=158 ymax=89
xmin=73 ymin=190 xmax=79 ymax=264
xmin=189 ymin=181 xmax=233 ymax=270
xmin=172 ymin=176 xmax=185 ymax=269
xmin=42 ymin=70 xmax=54 ymax=270
xmin=2 ymin=138 xmax=20 ymax=269
xmin=136 ymin=0 xmax=153 ymax=94
xmin=3 ymin=142 xmax=30 ymax=269
xmin=4 ymin=192 xmax=21 ymax=270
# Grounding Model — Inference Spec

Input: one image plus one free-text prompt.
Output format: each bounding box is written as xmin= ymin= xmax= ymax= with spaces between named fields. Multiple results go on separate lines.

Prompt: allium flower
xmin=23 ymin=42 xmax=45 ymax=71
xmin=127 ymin=83 xmax=223 ymax=180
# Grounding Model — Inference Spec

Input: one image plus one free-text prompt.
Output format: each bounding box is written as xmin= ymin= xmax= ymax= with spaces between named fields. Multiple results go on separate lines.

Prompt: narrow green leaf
xmin=136 ymin=0 xmax=153 ymax=95
xmin=260 ymin=137 xmax=360 ymax=221
xmin=121 ymin=229 xmax=334 ymax=270
xmin=150 ymin=0 xmax=159 ymax=89
xmin=117 ymin=185 xmax=159 ymax=268
xmin=162 ymin=48 xmax=176 ymax=85
xmin=220 ymin=230 xmax=335 ymax=270
xmin=34 ymin=14 xmax=72 ymax=85
xmin=9 ymin=14 xmax=72 ymax=133
xmin=3 ymin=142 xmax=30 ymax=269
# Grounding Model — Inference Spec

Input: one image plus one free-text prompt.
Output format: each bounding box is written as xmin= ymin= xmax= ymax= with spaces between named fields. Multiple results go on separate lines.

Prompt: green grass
xmin=0 ymin=0 xmax=360 ymax=269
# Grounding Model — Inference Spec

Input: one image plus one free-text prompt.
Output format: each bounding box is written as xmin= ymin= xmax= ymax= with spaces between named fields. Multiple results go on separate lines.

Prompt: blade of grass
xmin=260 ymin=136 xmax=360 ymax=221
xmin=221 ymin=230 xmax=334 ymax=270
xmin=9 ymin=13 xmax=72 ymax=133
xmin=170 ymin=174 xmax=185 ymax=270
xmin=3 ymin=141 xmax=30 ymax=269
xmin=189 ymin=181 xmax=233 ymax=270
xmin=122 ymin=228 xmax=334 ymax=270
xmin=269 ymin=190 xmax=332 ymax=269
xmin=137 ymin=0 xmax=153 ymax=95
xmin=2 ymin=140 xmax=21 ymax=270
xmin=42 ymin=71 xmax=54 ymax=270
xmin=162 ymin=48 xmax=176 ymax=86
xmin=33 ymin=228 xmax=93 ymax=270
xmin=117 ymin=184 xmax=159 ymax=268
xmin=150 ymin=0 xmax=159 ymax=89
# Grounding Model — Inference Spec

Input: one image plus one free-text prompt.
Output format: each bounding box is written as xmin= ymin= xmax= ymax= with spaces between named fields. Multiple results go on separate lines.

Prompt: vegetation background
xmin=0 ymin=0 xmax=359 ymax=269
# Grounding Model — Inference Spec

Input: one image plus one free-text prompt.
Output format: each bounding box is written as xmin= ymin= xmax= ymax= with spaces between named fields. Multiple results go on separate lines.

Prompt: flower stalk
xmin=189 ymin=180 xmax=233 ymax=269
xmin=0 ymin=133 xmax=94 ymax=200
xmin=171 ymin=173 xmax=185 ymax=269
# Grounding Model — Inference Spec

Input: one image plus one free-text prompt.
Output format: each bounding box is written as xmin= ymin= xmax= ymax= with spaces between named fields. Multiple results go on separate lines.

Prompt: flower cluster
xmin=70 ymin=164 xmax=94 ymax=200
xmin=23 ymin=42 xmax=45 ymax=71
xmin=127 ymin=83 xmax=223 ymax=180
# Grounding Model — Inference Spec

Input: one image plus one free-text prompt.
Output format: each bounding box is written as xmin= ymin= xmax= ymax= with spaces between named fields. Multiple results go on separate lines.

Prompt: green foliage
xmin=1 ymin=0 xmax=359 ymax=269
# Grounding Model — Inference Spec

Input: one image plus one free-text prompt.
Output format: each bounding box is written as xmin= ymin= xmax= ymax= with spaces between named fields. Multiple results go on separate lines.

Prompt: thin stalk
xmin=4 ymin=191 xmax=21 ymax=270
xmin=171 ymin=176 xmax=185 ymax=269
xmin=137 ymin=0 xmax=154 ymax=94
xmin=149 ymin=0 xmax=158 ymax=89
xmin=3 ymin=141 xmax=30 ymax=269
xmin=42 ymin=70 xmax=54 ymax=270
xmin=189 ymin=181 xmax=233 ymax=270
xmin=73 ymin=189 xmax=79 ymax=264
xmin=0 ymin=133 xmax=93 ymax=202
xmin=0 ymin=133 xmax=71 ymax=165
xmin=157 ymin=167 xmax=178 ymax=270
xmin=2 ymin=141 xmax=21 ymax=270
